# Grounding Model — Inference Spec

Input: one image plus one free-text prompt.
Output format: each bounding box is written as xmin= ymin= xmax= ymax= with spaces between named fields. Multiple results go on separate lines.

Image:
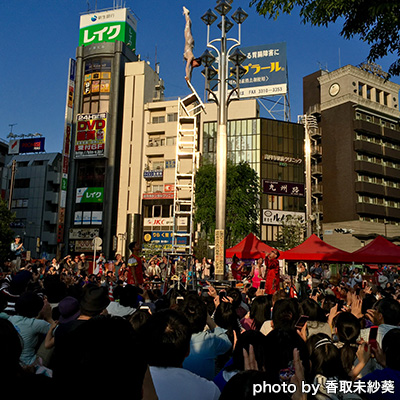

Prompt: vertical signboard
xmin=57 ymin=58 xmax=76 ymax=247
xmin=214 ymin=229 xmax=225 ymax=277
xmin=75 ymin=113 xmax=107 ymax=158
xmin=79 ymin=8 xmax=137 ymax=51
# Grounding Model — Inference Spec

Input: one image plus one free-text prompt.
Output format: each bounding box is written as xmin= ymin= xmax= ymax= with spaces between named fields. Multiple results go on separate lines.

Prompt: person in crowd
xmin=54 ymin=314 xmax=149 ymax=397
xmin=93 ymin=252 xmax=106 ymax=275
xmin=333 ymin=311 xmax=374 ymax=379
xmin=230 ymin=255 xmax=243 ymax=281
xmin=310 ymin=262 xmax=323 ymax=288
xmin=260 ymin=297 xmax=301 ymax=336
xmin=363 ymin=296 xmax=400 ymax=347
xmin=213 ymin=330 xmax=267 ymax=392
xmin=0 ymin=318 xmax=54 ymax=392
xmin=140 ymin=308 xmax=221 ymax=400
xmin=50 ymin=285 xmax=110 ymax=376
xmin=106 ymin=284 xmax=139 ymax=318
xmin=70 ymin=254 xmax=80 ymax=274
xmin=248 ymin=257 xmax=265 ymax=289
xmin=350 ymin=267 xmax=363 ymax=288
xmin=264 ymin=249 xmax=280 ymax=295
xmin=113 ymin=252 xmax=125 ymax=280
xmin=307 ymin=333 xmax=363 ymax=400
xmin=359 ymin=328 xmax=400 ymax=400
xmin=77 ymin=253 xmax=89 ymax=277
xmin=127 ymin=241 xmax=144 ymax=286
xmin=241 ymin=294 xmax=272 ymax=331
xmin=146 ymin=256 xmax=161 ymax=280
xmin=179 ymin=293 xmax=232 ymax=380
xmin=10 ymin=235 xmax=24 ymax=272
xmin=300 ymin=297 xmax=332 ymax=338
xmin=297 ymin=262 xmax=310 ymax=301
xmin=0 ymin=291 xmax=54 ymax=367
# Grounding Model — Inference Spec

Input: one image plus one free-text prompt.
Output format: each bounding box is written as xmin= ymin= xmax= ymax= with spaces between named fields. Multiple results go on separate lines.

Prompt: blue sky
xmin=1 ymin=0 xmax=399 ymax=153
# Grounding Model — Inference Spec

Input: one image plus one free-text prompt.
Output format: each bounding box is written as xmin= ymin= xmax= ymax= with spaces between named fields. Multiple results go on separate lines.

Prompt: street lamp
xmin=200 ymin=1 xmax=248 ymax=281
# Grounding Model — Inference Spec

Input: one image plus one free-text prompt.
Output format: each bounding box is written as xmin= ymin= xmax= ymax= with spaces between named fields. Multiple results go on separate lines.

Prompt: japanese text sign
xmin=262 ymin=180 xmax=304 ymax=197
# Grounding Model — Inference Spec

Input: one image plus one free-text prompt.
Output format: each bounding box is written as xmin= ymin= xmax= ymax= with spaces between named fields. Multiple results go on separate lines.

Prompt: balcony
xmin=311 ymin=145 xmax=322 ymax=158
xmin=354 ymin=160 xmax=384 ymax=176
xmin=355 ymin=181 xmax=385 ymax=197
xmin=310 ymin=126 xmax=322 ymax=139
xmin=354 ymin=140 xmax=383 ymax=157
xmin=311 ymin=165 xmax=323 ymax=177
xmin=312 ymin=183 xmax=323 ymax=196
xmin=312 ymin=203 xmax=323 ymax=214
xmin=354 ymin=118 xmax=381 ymax=135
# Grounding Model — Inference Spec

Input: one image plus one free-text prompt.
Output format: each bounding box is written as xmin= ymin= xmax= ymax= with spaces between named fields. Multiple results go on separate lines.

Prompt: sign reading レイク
xmin=79 ymin=8 xmax=137 ymax=51
xmin=76 ymin=187 xmax=104 ymax=203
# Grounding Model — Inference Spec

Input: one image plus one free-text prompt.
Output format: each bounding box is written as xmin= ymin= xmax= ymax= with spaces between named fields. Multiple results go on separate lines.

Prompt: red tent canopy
xmin=351 ymin=235 xmax=400 ymax=264
xmin=226 ymin=233 xmax=273 ymax=259
xmin=279 ymin=234 xmax=354 ymax=262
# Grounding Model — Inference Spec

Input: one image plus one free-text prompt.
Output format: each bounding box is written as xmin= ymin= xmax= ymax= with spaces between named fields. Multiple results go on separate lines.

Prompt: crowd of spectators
xmin=1 ymin=248 xmax=400 ymax=399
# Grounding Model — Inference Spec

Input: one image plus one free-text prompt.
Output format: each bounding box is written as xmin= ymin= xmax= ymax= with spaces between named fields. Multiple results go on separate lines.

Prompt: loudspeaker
xmin=287 ymin=262 xmax=297 ymax=276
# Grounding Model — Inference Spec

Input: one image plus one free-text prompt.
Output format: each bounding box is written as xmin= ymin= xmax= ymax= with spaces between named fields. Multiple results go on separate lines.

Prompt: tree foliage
xmin=0 ymin=198 xmax=15 ymax=263
xmin=194 ymin=160 xmax=260 ymax=248
xmin=249 ymin=0 xmax=400 ymax=77
xmin=274 ymin=215 xmax=306 ymax=251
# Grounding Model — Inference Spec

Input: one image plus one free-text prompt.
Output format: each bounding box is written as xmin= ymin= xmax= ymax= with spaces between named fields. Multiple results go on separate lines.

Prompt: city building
xmin=202 ymin=104 xmax=305 ymax=246
xmin=1 ymin=152 xmax=62 ymax=259
xmin=303 ymin=63 xmax=400 ymax=251
xmin=63 ymin=7 xmax=164 ymax=259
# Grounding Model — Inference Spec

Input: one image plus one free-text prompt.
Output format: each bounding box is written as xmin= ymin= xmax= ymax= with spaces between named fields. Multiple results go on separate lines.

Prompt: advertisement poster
xmin=75 ymin=112 xmax=107 ymax=158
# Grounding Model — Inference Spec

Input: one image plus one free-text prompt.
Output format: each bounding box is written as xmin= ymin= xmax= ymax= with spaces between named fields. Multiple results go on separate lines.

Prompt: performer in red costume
xmin=264 ymin=249 xmax=280 ymax=295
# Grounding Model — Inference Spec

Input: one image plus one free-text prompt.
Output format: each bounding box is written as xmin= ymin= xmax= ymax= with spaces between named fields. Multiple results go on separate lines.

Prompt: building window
xmin=14 ymin=178 xmax=30 ymax=188
xmin=152 ymin=116 xmax=165 ymax=124
xmin=167 ymin=113 xmax=178 ymax=122
xmin=166 ymin=137 xmax=176 ymax=146
xmin=82 ymin=58 xmax=111 ymax=114
xmin=152 ymin=185 xmax=163 ymax=193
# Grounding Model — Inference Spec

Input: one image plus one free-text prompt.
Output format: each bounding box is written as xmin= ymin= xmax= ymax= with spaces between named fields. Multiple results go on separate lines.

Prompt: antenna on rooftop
xmin=9 ymin=123 xmax=17 ymax=135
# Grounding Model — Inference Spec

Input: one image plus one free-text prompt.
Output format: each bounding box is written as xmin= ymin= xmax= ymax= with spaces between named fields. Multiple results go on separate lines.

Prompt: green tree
xmin=249 ymin=0 xmax=400 ymax=77
xmin=194 ymin=160 xmax=260 ymax=248
xmin=274 ymin=215 xmax=306 ymax=251
xmin=0 ymin=198 xmax=15 ymax=262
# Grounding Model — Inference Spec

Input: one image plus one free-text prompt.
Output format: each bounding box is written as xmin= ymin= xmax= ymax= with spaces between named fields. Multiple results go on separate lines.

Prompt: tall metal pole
xmin=215 ymin=15 xmax=227 ymax=281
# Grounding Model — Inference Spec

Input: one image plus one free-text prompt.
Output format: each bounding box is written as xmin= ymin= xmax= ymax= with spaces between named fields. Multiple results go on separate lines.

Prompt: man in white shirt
xmin=141 ymin=308 xmax=220 ymax=400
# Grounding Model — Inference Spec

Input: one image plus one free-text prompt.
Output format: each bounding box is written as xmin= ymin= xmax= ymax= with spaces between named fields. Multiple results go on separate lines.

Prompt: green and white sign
xmin=79 ymin=8 xmax=137 ymax=51
xmin=76 ymin=187 xmax=104 ymax=203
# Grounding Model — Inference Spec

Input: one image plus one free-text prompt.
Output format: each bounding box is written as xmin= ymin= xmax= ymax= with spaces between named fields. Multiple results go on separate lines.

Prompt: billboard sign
xmin=75 ymin=112 xmax=107 ymax=158
xmin=238 ymin=43 xmax=287 ymax=98
xmin=143 ymin=231 xmax=187 ymax=246
xmin=263 ymin=180 xmax=305 ymax=197
xmin=262 ymin=209 xmax=305 ymax=225
xmin=9 ymin=138 xmax=45 ymax=154
xmin=142 ymin=192 xmax=174 ymax=200
xmin=76 ymin=187 xmax=104 ymax=203
xmin=19 ymin=138 xmax=45 ymax=153
xmin=79 ymin=8 xmax=137 ymax=51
